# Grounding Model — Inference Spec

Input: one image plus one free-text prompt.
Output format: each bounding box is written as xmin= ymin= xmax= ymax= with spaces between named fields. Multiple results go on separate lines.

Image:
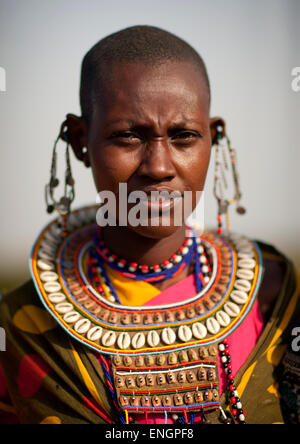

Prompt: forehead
xmin=93 ymin=61 xmax=210 ymax=123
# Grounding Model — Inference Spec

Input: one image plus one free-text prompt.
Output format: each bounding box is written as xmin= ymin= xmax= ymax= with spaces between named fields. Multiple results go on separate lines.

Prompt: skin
xmin=64 ymin=60 xmax=225 ymax=291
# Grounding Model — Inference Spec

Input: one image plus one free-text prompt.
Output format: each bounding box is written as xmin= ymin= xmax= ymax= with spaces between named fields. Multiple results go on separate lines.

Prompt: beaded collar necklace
xmin=29 ymin=205 xmax=264 ymax=424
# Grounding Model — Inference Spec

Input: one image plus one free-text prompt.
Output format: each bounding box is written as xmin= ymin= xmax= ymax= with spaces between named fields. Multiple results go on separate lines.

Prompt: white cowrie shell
xmin=102 ymin=331 xmax=116 ymax=347
xmin=224 ymin=302 xmax=240 ymax=317
xmin=74 ymin=319 xmax=91 ymax=334
xmin=147 ymin=331 xmax=160 ymax=348
xmin=55 ymin=302 xmax=73 ymax=314
xmin=230 ymin=290 xmax=248 ymax=304
xmin=40 ymin=271 xmax=59 ymax=282
xmin=63 ymin=311 xmax=81 ymax=324
xmin=132 ymin=332 xmax=146 ymax=349
xmin=234 ymin=279 xmax=252 ymax=292
xmin=37 ymin=259 xmax=55 ymax=271
xmin=45 ymin=230 xmax=59 ymax=245
xmin=236 ymin=269 xmax=254 ymax=280
xmin=87 ymin=326 xmax=103 ymax=342
xmin=178 ymin=325 xmax=192 ymax=342
xmin=40 ymin=240 xmax=56 ymax=254
xmin=48 ymin=293 xmax=66 ymax=304
xmin=216 ymin=311 xmax=231 ymax=327
xmin=206 ymin=318 xmax=220 ymax=335
xmin=162 ymin=328 xmax=176 ymax=345
xmin=44 ymin=281 xmax=61 ymax=293
xmin=237 ymin=247 xmax=253 ymax=256
xmin=238 ymin=251 xmax=255 ymax=259
xmin=117 ymin=332 xmax=131 ymax=350
xmin=50 ymin=224 xmax=63 ymax=238
xmin=192 ymin=322 xmax=207 ymax=339
xmin=237 ymin=258 xmax=256 ymax=270
xmin=38 ymin=249 xmax=54 ymax=261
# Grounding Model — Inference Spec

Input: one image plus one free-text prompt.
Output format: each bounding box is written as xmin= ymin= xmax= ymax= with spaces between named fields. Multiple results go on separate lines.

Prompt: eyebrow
xmin=106 ymin=118 xmax=203 ymax=128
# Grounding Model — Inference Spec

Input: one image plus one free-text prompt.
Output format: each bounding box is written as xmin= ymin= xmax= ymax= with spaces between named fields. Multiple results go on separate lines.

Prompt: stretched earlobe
xmin=210 ymin=117 xmax=226 ymax=145
xmin=62 ymin=114 xmax=90 ymax=167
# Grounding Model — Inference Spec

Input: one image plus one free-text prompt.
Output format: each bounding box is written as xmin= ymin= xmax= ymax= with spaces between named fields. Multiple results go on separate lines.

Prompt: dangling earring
xmin=45 ymin=123 xmax=75 ymax=237
xmin=213 ymin=125 xmax=246 ymax=234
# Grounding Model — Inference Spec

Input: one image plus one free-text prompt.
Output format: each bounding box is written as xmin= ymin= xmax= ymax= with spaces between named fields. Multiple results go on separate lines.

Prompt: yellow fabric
xmin=82 ymin=249 xmax=161 ymax=306
xmin=103 ymin=264 xmax=161 ymax=306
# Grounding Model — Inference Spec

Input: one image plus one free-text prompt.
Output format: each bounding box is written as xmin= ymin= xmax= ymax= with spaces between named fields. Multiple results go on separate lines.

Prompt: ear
xmin=209 ymin=117 xmax=226 ymax=145
xmin=60 ymin=114 xmax=90 ymax=167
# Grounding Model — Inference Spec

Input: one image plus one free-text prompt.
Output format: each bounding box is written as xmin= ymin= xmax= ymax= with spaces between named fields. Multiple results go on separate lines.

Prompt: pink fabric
xmin=136 ymin=275 xmax=264 ymax=424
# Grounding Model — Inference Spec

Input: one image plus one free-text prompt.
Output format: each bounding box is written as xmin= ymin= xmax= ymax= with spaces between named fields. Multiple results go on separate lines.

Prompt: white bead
xmin=109 ymin=296 xmax=116 ymax=302
xmin=202 ymin=265 xmax=209 ymax=274
xmin=172 ymin=414 xmax=178 ymax=420
xmin=198 ymin=246 xmax=204 ymax=254
xmin=237 ymin=402 xmax=242 ymax=409
xmin=221 ymin=356 xmax=227 ymax=363
xmin=219 ymin=344 xmax=225 ymax=352
xmin=239 ymin=414 xmax=245 ymax=421
xmin=118 ymin=262 xmax=125 ymax=268
xmin=237 ymin=258 xmax=256 ymax=270
xmin=200 ymin=256 xmax=207 ymax=264
xmin=236 ymin=269 xmax=254 ymax=281
xmin=204 ymin=276 xmax=210 ymax=284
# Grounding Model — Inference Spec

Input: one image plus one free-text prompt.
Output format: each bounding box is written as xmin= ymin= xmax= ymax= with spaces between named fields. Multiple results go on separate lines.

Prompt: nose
xmin=137 ymin=139 xmax=176 ymax=182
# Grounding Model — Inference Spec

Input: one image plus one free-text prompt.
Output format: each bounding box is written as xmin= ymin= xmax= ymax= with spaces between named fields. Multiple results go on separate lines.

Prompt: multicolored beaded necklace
xmin=30 ymin=206 xmax=263 ymax=425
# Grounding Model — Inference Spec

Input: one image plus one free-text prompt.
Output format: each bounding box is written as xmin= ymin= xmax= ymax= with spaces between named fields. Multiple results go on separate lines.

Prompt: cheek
xmin=89 ymin=147 xmax=140 ymax=192
xmin=178 ymin=145 xmax=212 ymax=191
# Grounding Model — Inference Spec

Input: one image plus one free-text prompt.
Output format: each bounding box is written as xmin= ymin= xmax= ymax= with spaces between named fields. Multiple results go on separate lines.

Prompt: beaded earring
xmin=213 ymin=126 xmax=246 ymax=234
xmin=45 ymin=123 xmax=75 ymax=236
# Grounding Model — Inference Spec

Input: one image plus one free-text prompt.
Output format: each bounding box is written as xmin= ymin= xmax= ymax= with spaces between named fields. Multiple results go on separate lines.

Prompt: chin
xmin=128 ymin=221 xmax=186 ymax=240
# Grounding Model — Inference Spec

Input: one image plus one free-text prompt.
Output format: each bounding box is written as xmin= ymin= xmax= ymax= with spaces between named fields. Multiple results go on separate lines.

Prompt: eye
xmin=171 ymin=130 xmax=202 ymax=145
xmin=109 ymin=131 xmax=143 ymax=145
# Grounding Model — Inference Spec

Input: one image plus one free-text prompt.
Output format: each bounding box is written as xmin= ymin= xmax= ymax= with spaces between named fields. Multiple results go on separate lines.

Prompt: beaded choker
xmin=29 ymin=205 xmax=264 ymax=424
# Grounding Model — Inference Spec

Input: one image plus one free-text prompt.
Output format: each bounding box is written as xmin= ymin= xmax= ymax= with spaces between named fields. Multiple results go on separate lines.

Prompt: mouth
xmin=132 ymin=188 xmax=183 ymax=213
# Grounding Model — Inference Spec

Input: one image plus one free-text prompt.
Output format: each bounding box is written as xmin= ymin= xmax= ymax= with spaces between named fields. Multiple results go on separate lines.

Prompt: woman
xmin=0 ymin=25 xmax=299 ymax=425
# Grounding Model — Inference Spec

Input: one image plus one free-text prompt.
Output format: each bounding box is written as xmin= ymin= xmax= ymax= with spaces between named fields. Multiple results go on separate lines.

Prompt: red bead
xmin=232 ymin=409 xmax=237 ymax=416
xmin=229 ymin=385 xmax=235 ymax=392
xmin=130 ymin=262 xmax=138 ymax=268
xmin=223 ymin=339 xmax=228 ymax=344
xmin=119 ymin=259 xmax=127 ymax=265
xmin=228 ymin=374 xmax=234 ymax=381
xmin=217 ymin=228 xmax=222 ymax=234
xmin=227 ymin=364 xmax=232 ymax=369
xmin=153 ymin=264 xmax=161 ymax=271
xmin=141 ymin=265 xmax=149 ymax=272
xmin=231 ymin=397 xmax=236 ymax=404
xmin=179 ymin=246 xmax=185 ymax=253
xmin=163 ymin=260 xmax=171 ymax=267
xmin=225 ymin=349 xmax=230 ymax=355
xmin=171 ymin=254 xmax=178 ymax=261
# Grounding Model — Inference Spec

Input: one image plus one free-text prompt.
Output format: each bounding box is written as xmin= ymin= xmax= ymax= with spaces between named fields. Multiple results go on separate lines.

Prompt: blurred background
xmin=0 ymin=0 xmax=299 ymax=294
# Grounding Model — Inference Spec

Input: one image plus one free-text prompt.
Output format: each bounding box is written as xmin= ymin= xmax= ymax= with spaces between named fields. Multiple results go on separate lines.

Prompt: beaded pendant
xmin=29 ymin=205 xmax=263 ymax=421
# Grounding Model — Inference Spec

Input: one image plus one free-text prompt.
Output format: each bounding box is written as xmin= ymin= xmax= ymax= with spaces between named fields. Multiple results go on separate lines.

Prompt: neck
xmin=102 ymin=225 xmax=187 ymax=266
